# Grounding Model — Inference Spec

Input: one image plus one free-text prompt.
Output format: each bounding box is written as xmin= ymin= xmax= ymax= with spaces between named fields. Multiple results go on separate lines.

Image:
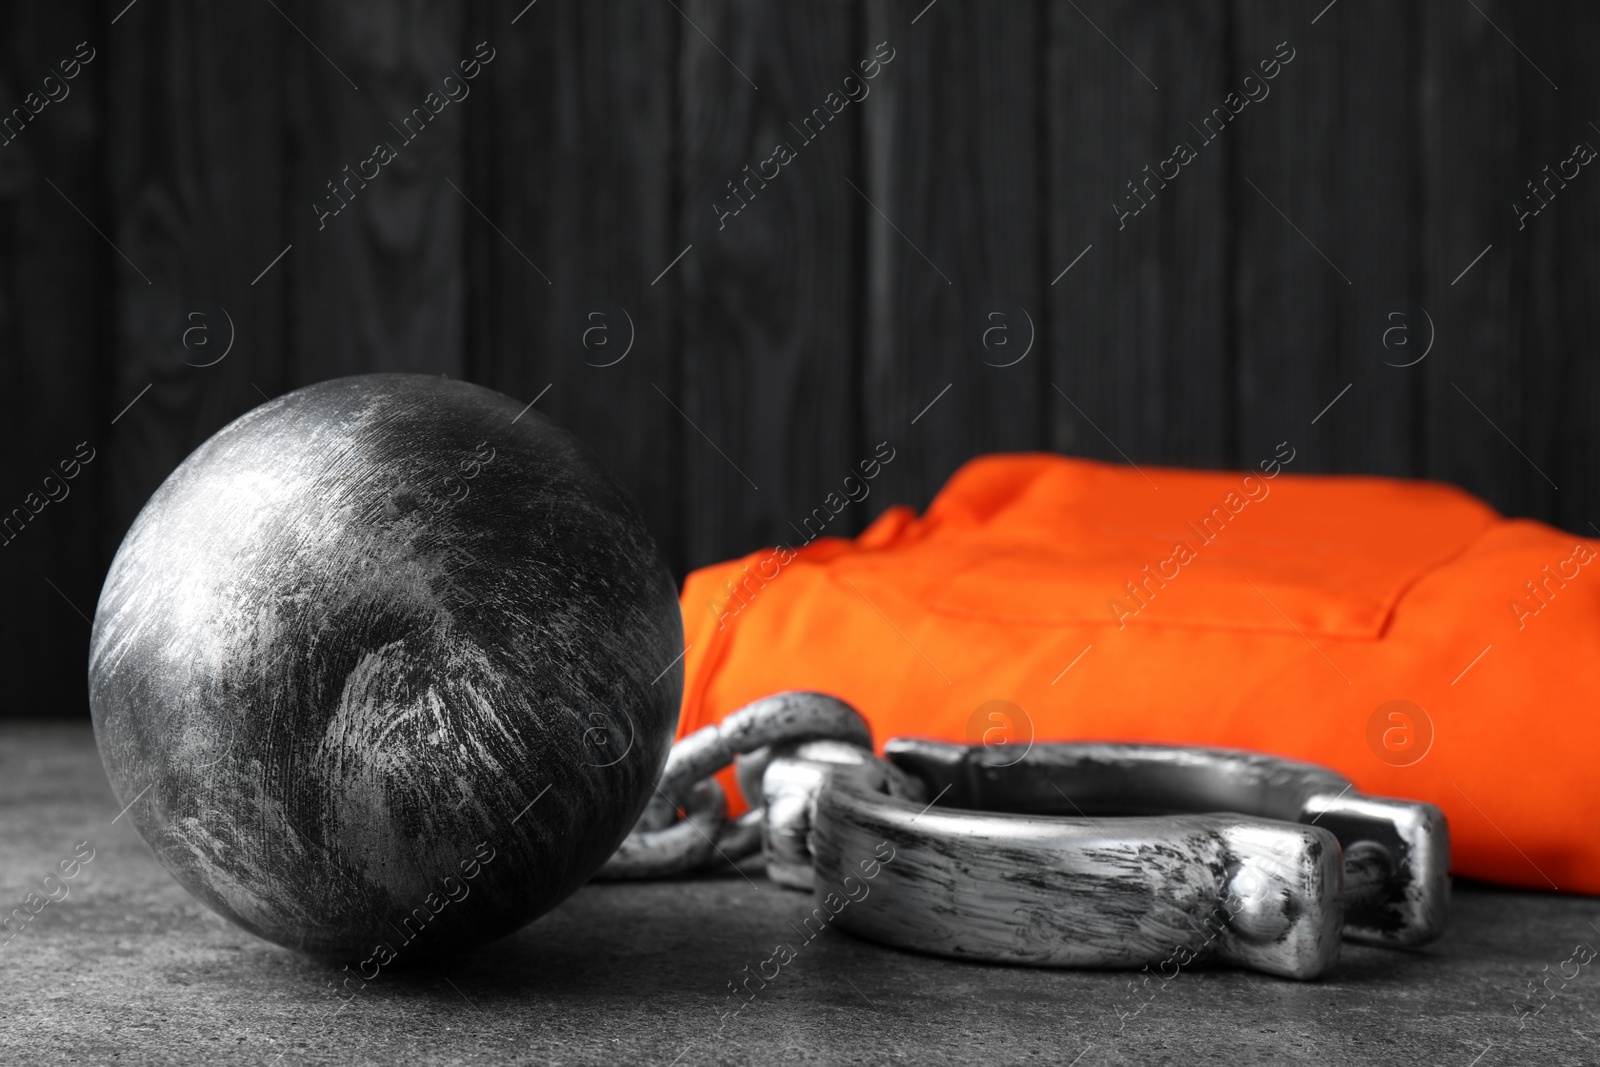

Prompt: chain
xmin=595 ymin=701 xmax=1452 ymax=978
xmin=594 ymin=691 xmax=920 ymax=883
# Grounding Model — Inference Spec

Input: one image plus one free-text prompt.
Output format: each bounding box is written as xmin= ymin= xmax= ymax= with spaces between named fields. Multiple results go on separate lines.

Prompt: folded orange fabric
xmin=677 ymin=451 xmax=1600 ymax=893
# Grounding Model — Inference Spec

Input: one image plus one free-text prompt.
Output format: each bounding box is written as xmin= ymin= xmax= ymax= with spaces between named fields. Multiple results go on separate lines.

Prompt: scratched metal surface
xmin=85 ymin=374 xmax=683 ymax=960
xmin=812 ymin=774 xmax=1346 ymax=978
xmin=2 ymin=724 xmax=1596 ymax=1067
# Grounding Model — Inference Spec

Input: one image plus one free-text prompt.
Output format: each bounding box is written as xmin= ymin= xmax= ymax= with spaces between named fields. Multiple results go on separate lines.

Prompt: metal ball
xmin=89 ymin=374 xmax=681 ymax=959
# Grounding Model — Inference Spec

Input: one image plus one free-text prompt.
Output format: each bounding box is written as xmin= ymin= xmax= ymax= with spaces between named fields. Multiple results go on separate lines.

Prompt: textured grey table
xmin=2 ymin=723 xmax=1595 ymax=1066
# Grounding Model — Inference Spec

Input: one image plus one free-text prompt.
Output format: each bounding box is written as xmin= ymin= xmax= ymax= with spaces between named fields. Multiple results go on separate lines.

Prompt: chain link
xmin=594 ymin=691 xmax=889 ymax=882
xmin=597 ymin=778 xmax=726 ymax=879
xmin=758 ymin=738 xmax=927 ymax=889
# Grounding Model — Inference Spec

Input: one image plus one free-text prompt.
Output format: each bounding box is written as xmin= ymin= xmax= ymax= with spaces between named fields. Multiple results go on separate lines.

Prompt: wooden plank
xmin=673 ymin=0 xmax=864 ymax=571
xmin=102 ymin=0 xmax=288 ymax=565
xmin=465 ymin=0 xmax=684 ymax=575
xmin=288 ymin=0 xmax=464 ymax=383
xmin=1541 ymin=0 xmax=1600 ymax=533
xmin=0 ymin=5 xmax=103 ymax=718
xmin=1232 ymin=0 xmax=1418 ymax=477
xmin=862 ymin=0 xmax=1044 ymax=516
xmin=1045 ymin=0 xmax=1232 ymax=471
xmin=1418 ymin=0 xmax=1568 ymax=524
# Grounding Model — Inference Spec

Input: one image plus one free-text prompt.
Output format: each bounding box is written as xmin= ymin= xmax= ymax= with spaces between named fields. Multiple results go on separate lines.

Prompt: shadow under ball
xmin=89 ymin=374 xmax=682 ymax=959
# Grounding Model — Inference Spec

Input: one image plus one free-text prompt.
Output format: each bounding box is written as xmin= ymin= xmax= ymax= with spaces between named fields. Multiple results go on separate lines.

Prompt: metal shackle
xmin=809 ymin=738 xmax=1450 ymax=980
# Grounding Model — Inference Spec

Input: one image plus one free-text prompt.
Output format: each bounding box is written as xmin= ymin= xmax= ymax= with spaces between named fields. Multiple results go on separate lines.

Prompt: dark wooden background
xmin=1 ymin=0 xmax=1593 ymax=719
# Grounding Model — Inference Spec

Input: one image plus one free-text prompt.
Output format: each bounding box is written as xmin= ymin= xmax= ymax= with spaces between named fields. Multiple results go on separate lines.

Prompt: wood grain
xmin=0 ymin=3 xmax=103 ymax=718
xmin=103 ymin=0 xmax=288 ymax=566
xmin=676 ymin=0 xmax=864 ymax=571
xmin=1419 ymin=0 xmax=1587 ymax=527
xmin=1541 ymin=0 xmax=1600 ymax=534
xmin=1233 ymin=0 xmax=1419 ymax=476
xmin=1046 ymin=0 xmax=1234 ymax=470
xmin=1542 ymin=0 xmax=1600 ymax=534
xmin=287 ymin=0 xmax=464 ymax=383
xmin=466 ymin=0 xmax=685 ymax=575
xmin=861 ymin=0 xmax=1045 ymax=519
xmin=9 ymin=0 xmax=1600 ymax=722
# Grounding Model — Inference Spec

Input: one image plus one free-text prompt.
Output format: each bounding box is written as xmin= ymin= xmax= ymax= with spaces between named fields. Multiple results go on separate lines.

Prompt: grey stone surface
xmin=1 ymin=723 xmax=1595 ymax=1066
